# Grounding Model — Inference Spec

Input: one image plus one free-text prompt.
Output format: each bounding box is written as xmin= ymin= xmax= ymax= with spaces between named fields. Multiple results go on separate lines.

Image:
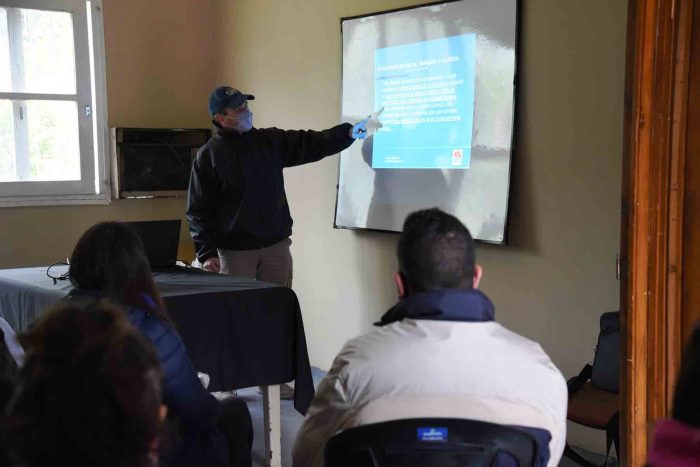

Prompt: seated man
xmin=293 ymin=208 xmax=568 ymax=467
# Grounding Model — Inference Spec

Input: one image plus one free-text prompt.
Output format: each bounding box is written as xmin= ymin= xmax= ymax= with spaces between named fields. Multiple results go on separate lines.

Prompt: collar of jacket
xmin=213 ymin=123 xmax=253 ymax=140
xmin=375 ymin=289 xmax=495 ymax=327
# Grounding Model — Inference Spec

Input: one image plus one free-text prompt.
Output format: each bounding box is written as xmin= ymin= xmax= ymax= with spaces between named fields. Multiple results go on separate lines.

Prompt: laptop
xmin=127 ymin=220 xmax=182 ymax=270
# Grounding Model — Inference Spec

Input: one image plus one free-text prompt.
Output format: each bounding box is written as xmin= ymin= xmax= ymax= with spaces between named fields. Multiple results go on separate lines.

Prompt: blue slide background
xmin=373 ymin=34 xmax=476 ymax=169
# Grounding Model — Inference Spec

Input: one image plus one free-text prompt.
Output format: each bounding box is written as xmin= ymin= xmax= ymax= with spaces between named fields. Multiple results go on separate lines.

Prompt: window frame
xmin=0 ymin=0 xmax=109 ymax=206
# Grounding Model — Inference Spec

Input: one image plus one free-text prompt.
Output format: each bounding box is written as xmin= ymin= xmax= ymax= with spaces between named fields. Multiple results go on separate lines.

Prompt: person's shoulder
xmin=194 ymin=140 xmax=215 ymax=163
xmin=322 ymin=331 xmax=383 ymax=386
xmin=124 ymin=306 xmax=150 ymax=329
xmin=126 ymin=307 xmax=172 ymax=340
xmin=333 ymin=324 xmax=407 ymax=368
xmin=487 ymin=322 xmax=566 ymax=381
xmin=197 ymin=138 xmax=213 ymax=153
xmin=342 ymin=319 xmax=439 ymax=350
xmin=486 ymin=321 xmax=544 ymax=349
xmin=238 ymin=127 xmax=287 ymax=145
xmin=253 ymin=127 xmax=296 ymax=141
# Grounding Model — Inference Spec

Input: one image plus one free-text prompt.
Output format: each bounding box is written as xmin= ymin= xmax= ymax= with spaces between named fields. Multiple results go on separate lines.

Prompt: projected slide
xmin=373 ymin=34 xmax=476 ymax=170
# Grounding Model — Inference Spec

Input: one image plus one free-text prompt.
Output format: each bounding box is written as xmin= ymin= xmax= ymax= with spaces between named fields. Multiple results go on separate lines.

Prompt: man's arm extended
xmin=278 ymin=123 xmax=356 ymax=168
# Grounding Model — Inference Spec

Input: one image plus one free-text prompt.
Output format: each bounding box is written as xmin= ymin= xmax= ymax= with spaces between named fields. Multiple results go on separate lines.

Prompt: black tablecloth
xmin=0 ymin=266 xmax=314 ymax=414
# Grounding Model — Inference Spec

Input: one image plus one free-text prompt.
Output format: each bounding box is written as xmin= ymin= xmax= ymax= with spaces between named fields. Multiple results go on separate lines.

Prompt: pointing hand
xmin=351 ymin=117 xmax=370 ymax=139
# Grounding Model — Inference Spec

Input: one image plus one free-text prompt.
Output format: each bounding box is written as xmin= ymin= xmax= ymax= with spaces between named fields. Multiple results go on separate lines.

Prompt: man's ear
xmin=213 ymin=113 xmax=227 ymax=126
xmin=394 ymin=272 xmax=407 ymax=299
xmin=472 ymin=264 xmax=483 ymax=289
xmin=159 ymin=404 xmax=168 ymax=422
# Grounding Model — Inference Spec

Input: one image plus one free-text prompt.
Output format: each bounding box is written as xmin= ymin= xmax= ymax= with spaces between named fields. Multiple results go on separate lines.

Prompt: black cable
xmin=46 ymin=262 xmax=70 ymax=285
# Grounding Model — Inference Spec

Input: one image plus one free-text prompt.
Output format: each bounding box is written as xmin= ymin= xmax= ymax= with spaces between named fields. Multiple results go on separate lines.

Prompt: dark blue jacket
xmin=186 ymin=123 xmax=355 ymax=261
xmin=65 ymin=291 xmax=227 ymax=466
xmin=126 ymin=306 xmax=220 ymax=435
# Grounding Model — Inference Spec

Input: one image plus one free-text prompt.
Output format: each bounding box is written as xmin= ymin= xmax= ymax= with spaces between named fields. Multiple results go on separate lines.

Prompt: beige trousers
xmin=218 ymin=237 xmax=293 ymax=287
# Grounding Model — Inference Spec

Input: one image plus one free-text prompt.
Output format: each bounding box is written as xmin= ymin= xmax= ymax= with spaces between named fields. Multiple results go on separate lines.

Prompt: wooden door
xmin=622 ymin=0 xmax=700 ymax=464
xmin=683 ymin=0 xmax=700 ymax=336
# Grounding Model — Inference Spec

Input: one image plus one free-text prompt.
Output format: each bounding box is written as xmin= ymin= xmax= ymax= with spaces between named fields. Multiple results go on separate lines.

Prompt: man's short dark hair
xmin=397 ymin=208 xmax=476 ymax=293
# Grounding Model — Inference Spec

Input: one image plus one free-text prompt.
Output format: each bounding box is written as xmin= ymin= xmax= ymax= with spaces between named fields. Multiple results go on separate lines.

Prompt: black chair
xmin=325 ymin=418 xmax=548 ymax=467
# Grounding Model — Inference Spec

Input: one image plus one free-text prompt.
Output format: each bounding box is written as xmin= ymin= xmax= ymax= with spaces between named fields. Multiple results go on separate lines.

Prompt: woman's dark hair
xmin=671 ymin=324 xmax=700 ymax=427
xmin=5 ymin=301 xmax=163 ymax=467
xmin=69 ymin=222 xmax=169 ymax=321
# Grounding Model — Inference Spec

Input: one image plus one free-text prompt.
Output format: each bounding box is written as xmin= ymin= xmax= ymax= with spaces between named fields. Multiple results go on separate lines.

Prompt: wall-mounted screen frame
xmin=334 ymin=0 xmax=520 ymax=244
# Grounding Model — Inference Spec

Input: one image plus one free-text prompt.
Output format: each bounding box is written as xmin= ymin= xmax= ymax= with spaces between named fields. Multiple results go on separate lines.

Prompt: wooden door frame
xmin=621 ymin=0 xmax=692 ymax=464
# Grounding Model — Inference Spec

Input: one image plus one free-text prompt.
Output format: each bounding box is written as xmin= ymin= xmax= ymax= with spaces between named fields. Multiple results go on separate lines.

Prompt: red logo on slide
xmin=451 ymin=149 xmax=463 ymax=166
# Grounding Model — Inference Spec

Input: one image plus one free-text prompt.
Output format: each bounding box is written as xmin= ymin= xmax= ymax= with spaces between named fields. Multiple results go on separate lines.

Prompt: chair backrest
xmin=591 ymin=311 xmax=620 ymax=393
xmin=324 ymin=418 xmax=546 ymax=467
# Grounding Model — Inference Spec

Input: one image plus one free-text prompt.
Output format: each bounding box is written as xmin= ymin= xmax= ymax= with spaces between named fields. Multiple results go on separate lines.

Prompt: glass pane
xmin=0 ymin=8 xmax=76 ymax=94
xmin=0 ymin=100 xmax=16 ymax=181
xmin=0 ymin=9 xmax=11 ymax=91
xmin=26 ymin=100 xmax=80 ymax=181
xmin=21 ymin=8 xmax=76 ymax=94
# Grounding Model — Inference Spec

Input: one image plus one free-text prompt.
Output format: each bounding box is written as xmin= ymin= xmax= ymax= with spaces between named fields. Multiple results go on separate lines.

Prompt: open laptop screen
xmin=127 ymin=220 xmax=181 ymax=269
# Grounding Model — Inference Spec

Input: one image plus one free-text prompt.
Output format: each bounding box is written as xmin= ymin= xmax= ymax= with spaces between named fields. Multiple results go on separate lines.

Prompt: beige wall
xmin=0 ymin=0 xmax=215 ymax=268
xmin=212 ymin=0 xmax=625 ymax=453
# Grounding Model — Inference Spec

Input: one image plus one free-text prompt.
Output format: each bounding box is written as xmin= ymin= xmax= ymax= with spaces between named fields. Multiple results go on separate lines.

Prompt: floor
xmin=559 ymin=448 xmax=618 ymax=467
xmin=234 ymin=368 xmax=322 ymax=467
xmin=236 ymin=367 xmax=617 ymax=467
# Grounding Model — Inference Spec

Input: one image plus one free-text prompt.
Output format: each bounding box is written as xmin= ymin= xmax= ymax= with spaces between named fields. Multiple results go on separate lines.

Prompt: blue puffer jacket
xmin=65 ymin=291 xmax=227 ymax=466
xmin=126 ymin=306 xmax=220 ymax=434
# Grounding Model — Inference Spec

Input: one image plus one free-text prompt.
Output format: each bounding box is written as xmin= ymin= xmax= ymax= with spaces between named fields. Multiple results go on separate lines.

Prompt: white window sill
xmin=0 ymin=193 xmax=111 ymax=207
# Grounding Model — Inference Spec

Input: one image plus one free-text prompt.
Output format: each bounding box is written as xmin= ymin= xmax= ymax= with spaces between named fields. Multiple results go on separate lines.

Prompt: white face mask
xmin=222 ymin=110 xmax=253 ymax=133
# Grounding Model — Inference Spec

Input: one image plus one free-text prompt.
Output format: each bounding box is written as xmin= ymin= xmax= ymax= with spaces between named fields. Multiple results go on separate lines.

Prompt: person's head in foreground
xmin=395 ymin=207 xmax=482 ymax=297
xmin=69 ymin=221 xmax=167 ymax=320
xmin=4 ymin=300 xmax=164 ymax=467
xmin=375 ymin=207 xmax=489 ymax=327
xmin=648 ymin=324 xmax=700 ymax=466
xmin=209 ymin=86 xmax=255 ymax=133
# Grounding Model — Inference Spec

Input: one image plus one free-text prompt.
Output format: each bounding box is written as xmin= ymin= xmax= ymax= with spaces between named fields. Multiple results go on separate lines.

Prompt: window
xmin=0 ymin=0 xmax=107 ymax=205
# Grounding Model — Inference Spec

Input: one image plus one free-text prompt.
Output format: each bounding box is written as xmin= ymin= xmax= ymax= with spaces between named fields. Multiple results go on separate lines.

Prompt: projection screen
xmin=334 ymin=0 xmax=518 ymax=243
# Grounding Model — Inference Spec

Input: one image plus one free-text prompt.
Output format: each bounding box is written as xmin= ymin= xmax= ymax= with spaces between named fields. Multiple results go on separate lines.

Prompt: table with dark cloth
xmin=0 ymin=266 xmax=314 ymax=414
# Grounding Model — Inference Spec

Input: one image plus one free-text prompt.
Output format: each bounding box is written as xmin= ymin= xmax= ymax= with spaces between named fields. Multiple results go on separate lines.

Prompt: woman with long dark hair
xmin=4 ymin=300 xmax=165 ymax=467
xmin=67 ymin=221 xmax=253 ymax=467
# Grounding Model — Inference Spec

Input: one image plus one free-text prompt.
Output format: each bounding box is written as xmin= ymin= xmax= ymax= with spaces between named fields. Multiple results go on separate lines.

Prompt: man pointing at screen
xmin=187 ymin=86 xmax=368 ymax=286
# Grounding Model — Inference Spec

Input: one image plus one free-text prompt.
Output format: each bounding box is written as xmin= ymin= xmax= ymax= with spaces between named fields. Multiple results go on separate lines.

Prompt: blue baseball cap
xmin=208 ymin=86 xmax=255 ymax=116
